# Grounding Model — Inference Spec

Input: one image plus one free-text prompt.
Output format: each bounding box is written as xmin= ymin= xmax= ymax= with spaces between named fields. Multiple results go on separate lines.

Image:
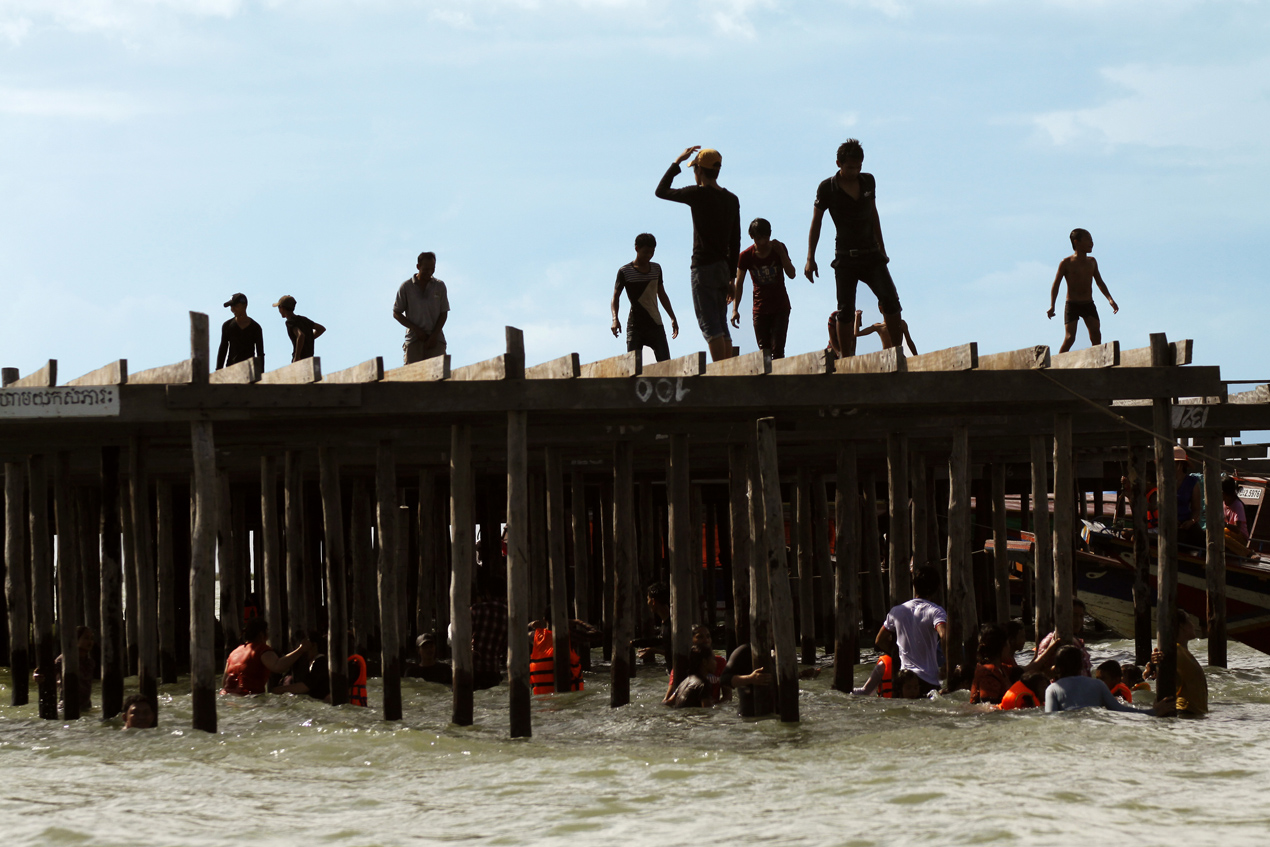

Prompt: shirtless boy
xmin=1047 ymin=228 xmax=1118 ymax=353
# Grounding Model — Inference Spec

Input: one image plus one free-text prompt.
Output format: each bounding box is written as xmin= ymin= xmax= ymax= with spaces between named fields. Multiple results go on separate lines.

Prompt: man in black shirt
xmin=804 ymin=139 xmax=904 ymax=359
xmin=655 ymin=146 xmax=741 ymax=363
xmin=404 ymin=632 xmax=453 ymax=684
xmin=273 ymin=295 xmax=326 ymax=363
xmin=216 ymin=292 xmax=265 ymax=370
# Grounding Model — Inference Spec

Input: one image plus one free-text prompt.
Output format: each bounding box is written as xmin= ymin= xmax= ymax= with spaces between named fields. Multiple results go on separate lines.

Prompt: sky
xmin=2 ymin=0 xmax=1269 ymax=390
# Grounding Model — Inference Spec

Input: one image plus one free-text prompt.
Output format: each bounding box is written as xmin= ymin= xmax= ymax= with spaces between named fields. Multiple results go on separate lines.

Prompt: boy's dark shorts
xmin=627 ymin=322 xmax=671 ymax=363
xmin=1064 ymin=300 xmax=1099 ymax=324
xmin=832 ymin=254 xmax=901 ymax=317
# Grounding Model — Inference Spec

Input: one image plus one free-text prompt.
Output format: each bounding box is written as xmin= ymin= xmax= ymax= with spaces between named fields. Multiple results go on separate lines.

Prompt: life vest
xmin=529 ymin=628 xmax=582 ymax=695
xmin=999 ymin=679 xmax=1040 ymax=710
xmin=222 ymin=641 xmax=272 ymax=695
xmin=876 ymin=654 xmax=894 ymax=698
xmin=348 ymin=654 xmax=368 ymax=707
xmin=1109 ymin=682 xmax=1133 ymax=703
xmin=1144 ymin=487 xmax=1159 ymax=529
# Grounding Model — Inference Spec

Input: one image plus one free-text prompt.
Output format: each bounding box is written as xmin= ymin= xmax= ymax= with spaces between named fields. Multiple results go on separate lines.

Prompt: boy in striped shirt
xmin=611 ymin=232 xmax=680 ymax=362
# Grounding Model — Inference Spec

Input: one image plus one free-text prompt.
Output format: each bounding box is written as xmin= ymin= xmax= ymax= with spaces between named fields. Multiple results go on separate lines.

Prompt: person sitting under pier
xmin=663 ymin=624 xmax=728 ymax=705
xmin=1045 ymin=646 xmax=1174 ymax=715
xmin=1221 ymin=477 xmax=1250 ymax=548
xmin=221 ymin=618 xmax=311 ymax=696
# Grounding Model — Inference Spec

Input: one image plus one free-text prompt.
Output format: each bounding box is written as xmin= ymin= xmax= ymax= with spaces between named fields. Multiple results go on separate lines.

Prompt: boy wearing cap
xmin=655 ymin=146 xmax=741 ymax=363
xmin=273 ymin=295 xmax=326 ymax=363
xmin=216 ymin=293 xmax=265 ymax=371
xmin=404 ymin=632 xmax=453 ymax=684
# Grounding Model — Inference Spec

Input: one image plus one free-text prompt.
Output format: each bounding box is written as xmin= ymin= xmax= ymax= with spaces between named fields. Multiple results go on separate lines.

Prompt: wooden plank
xmin=156 ymin=480 xmax=177 ymax=684
xmin=526 ymin=353 xmax=580 ymax=380
xmin=1129 ymin=444 xmax=1150 ymax=664
xmin=667 ymin=433 xmax=692 ymax=686
xmin=1220 ymin=444 xmax=1268 ymax=459
xmin=977 ymin=345 xmax=1050 ymax=371
xmin=642 ymin=352 xmax=706 ymax=378
xmin=129 ymin=359 xmax=193 ymax=385
xmin=1030 ymin=436 xmax=1054 ymax=644
xmin=8 ymin=360 xmax=57 ymax=388
xmin=322 ymin=357 xmax=384 ymax=384
xmin=258 ymin=357 xmax=321 ymax=385
xmin=707 ymin=350 xmax=769 ymax=377
xmin=1201 ymin=434 xmax=1226 ymax=668
xmin=1174 ymin=339 xmax=1194 ymax=366
xmin=769 ymin=349 xmax=833 ymax=376
xmin=191 ymin=312 xmax=210 ymax=384
xmin=67 ymin=360 xmax=127 ymax=387
xmin=906 ymin=343 xmax=978 ymax=373
xmin=506 ymin=412 xmax=532 ymax=737
xmin=451 ymin=355 xmax=514 ymax=382
xmin=129 ymin=439 xmax=159 ymax=720
xmin=727 ymin=445 xmax=751 ymax=650
xmin=1226 ymin=385 xmax=1269 ymax=405
xmin=1050 ymin=341 xmax=1119 ymax=369
xmin=746 ymin=434 xmax=774 ymax=717
xmin=834 ymin=347 xmax=905 ymax=374
xmin=945 ymin=428 xmax=976 ymax=686
xmin=1150 ymin=334 xmax=1179 ymax=704
xmin=189 ymin=420 xmax=218 ymax=733
xmin=382 ymin=355 xmax=450 ymax=382
xmin=795 ymin=468 xmax=815 ymax=665
xmin=29 ymin=455 xmax=57 ymax=719
xmin=209 ymin=357 xmax=261 ymax=385
xmin=1119 ymin=339 xmax=1193 ymax=368
xmin=579 ymin=350 xmax=641 ymax=379
xmin=1 ymin=368 xmax=17 ymax=387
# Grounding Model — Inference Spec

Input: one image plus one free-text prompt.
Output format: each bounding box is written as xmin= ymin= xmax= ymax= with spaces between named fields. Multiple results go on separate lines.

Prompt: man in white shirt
xmin=393 ymin=251 xmax=450 ymax=364
xmin=875 ymin=566 xmax=948 ymax=695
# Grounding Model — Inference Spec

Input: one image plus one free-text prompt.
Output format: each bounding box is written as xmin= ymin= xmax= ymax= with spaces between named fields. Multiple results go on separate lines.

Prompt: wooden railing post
xmin=1030 ymin=436 xmax=1054 ymax=644
xmin=99 ymin=447 xmax=124 ymax=718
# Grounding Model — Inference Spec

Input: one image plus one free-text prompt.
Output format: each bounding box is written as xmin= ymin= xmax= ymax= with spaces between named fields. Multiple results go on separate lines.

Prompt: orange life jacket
xmin=348 ymin=654 xmax=368 ymax=707
xmin=1110 ymin=681 xmax=1133 ymax=703
xmin=1144 ymin=487 xmax=1159 ymax=529
xmin=999 ymin=679 xmax=1039 ymax=710
xmin=876 ymin=654 xmax=894 ymax=698
xmin=529 ymin=628 xmax=582 ymax=695
xmin=222 ymin=641 xmax=272 ymax=696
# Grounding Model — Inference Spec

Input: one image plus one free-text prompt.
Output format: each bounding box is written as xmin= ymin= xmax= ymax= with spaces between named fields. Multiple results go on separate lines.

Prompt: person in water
xmin=1045 ymin=646 xmax=1174 ymax=715
xmin=1035 ymin=597 xmax=1091 ymax=677
xmin=221 ymin=618 xmax=311 ymax=696
xmin=669 ymin=646 xmax=723 ymax=708
xmin=663 ymin=624 xmax=728 ymax=705
xmin=1095 ymin=659 xmax=1133 ymax=703
xmin=876 ymin=566 xmax=947 ymax=695
xmin=404 ymin=631 xmax=453 ymax=685
xmin=998 ymin=673 xmax=1048 ymax=710
xmin=122 ymin=693 xmax=156 ymax=729
xmin=1046 ymin=227 xmax=1118 ymax=353
xmin=969 ymin=623 xmax=1014 ymax=706
xmin=1148 ymin=609 xmax=1208 ymax=716
xmin=271 ymin=631 xmax=331 ymax=701
xmin=50 ymin=625 xmax=96 ymax=712
xmin=634 ymin=581 xmax=671 ymax=666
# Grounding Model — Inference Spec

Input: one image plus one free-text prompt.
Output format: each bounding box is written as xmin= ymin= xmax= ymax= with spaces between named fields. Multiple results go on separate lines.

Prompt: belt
xmin=837 ymin=247 xmax=880 ymax=258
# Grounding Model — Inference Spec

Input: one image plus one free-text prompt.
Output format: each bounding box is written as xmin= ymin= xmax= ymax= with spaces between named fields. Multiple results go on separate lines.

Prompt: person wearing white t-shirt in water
xmin=875 ymin=566 xmax=948 ymax=696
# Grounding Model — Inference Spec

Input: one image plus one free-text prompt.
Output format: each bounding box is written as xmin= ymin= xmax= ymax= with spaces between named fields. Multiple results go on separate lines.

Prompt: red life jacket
xmin=222 ymin=641 xmax=272 ymax=695
xmin=348 ymin=654 xmax=368 ymax=707
xmin=999 ymin=679 xmax=1039 ymax=710
xmin=1110 ymin=682 xmax=1133 ymax=703
xmin=1145 ymin=487 xmax=1159 ymax=529
xmin=876 ymin=654 xmax=894 ymax=698
xmin=529 ymin=628 xmax=582 ymax=695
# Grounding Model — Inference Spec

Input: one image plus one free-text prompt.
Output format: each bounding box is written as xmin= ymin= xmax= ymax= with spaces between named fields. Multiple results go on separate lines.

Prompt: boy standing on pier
xmin=393 ymin=251 xmax=450 ymax=365
xmin=273 ymin=295 xmax=325 ymax=363
xmin=611 ymin=233 xmax=680 ymax=363
xmin=730 ymin=218 xmax=795 ymax=360
xmin=655 ymin=146 xmax=741 ymax=363
xmin=1047 ymin=228 xmax=1118 ymax=353
xmin=216 ymin=292 xmax=265 ymax=370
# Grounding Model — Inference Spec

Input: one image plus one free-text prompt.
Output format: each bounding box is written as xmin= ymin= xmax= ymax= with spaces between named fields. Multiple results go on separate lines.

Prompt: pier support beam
xmin=946 ymin=427 xmax=976 ymax=688
xmin=910 ymin=453 xmax=930 ymax=574
xmin=190 ymin=421 xmax=218 ymax=734
xmin=6 ymin=461 xmax=29 ymax=706
xmin=449 ymin=425 xmax=475 ymax=726
xmin=861 ymin=472 xmax=885 ymax=627
xmin=284 ymin=451 xmax=306 ymax=642
xmin=216 ymin=471 xmax=237 ymax=663
xmin=746 ymin=435 xmax=774 ymax=717
xmin=812 ymin=473 xmax=834 ymax=655
xmin=319 ymin=446 xmax=349 ymax=707
xmin=1030 ymin=436 xmax=1054 ymax=644
xmin=1053 ymin=414 xmax=1075 ymax=643
xmin=1151 ymin=333 xmax=1180 ymax=699
xmin=991 ymin=463 xmax=1010 ymax=626
xmin=506 ymin=412 xmax=532 ymax=736
xmin=667 ymin=433 xmax=692 ymax=686
xmin=832 ymin=443 xmax=860 ymax=690
xmin=727 ymin=445 xmax=751 ymax=650
xmin=129 ymin=440 xmax=159 ymax=719
xmin=611 ymin=441 xmax=636 ymax=707
xmin=545 ymin=447 xmax=573 ymax=693
xmin=31 ymin=455 xmax=57 ymax=719
xmin=795 ymin=467 xmax=816 ymax=665
xmin=886 ymin=433 xmax=910 ymax=604
xmin=570 ymin=469 xmax=591 ymax=670
xmin=56 ymin=454 xmax=82 ymax=720
xmin=756 ymin=418 xmax=799 ymax=722
xmin=376 ymin=441 xmax=403 ymax=721
xmin=100 ymin=447 xmax=124 ymax=719
xmin=1129 ymin=444 xmax=1151 ymax=664
xmin=261 ymin=457 xmax=284 ymax=659
xmin=1201 ymin=435 xmax=1226 ymax=668
xmin=156 ymin=480 xmax=177 ymax=684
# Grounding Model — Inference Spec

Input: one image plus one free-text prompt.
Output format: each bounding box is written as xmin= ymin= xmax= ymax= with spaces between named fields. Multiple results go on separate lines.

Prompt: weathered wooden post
xmin=704 ymin=496 xmax=718 ymax=632
xmin=416 ymin=468 xmax=438 ymax=641
xmin=667 ymin=434 xmax=692 ymax=686
xmin=190 ymin=421 xmax=217 ymax=733
xmin=1201 ymin=434 xmax=1226 ymax=668
xmin=727 ymin=444 xmax=751 ymax=649
xmin=570 ymin=469 xmax=591 ymax=670
xmin=30 ymin=455 xmax=57 ymax=719
xmin=5 ymin=461 xmax=29 ymax=706
xmin=77 ymin=487 xmax=101 ymax=666
xmin=260 ymin=457 xmax=285 ymax=658
xmin=599 ymin=479 xmax=615 ymax=657
xmin=376 ymin=441 xmax=403 ymax=720
xmin=910 ymin=453 xmax=930 ymax=573
xmin=128 ymin=440 xmax=159 ymax=717
xmin=611 ymin=441 xmax=636 ymax=707
xmin=216 ymin=471 xmax=238 ymax=660
xmin=121 ymin=485 xmax=137 ymax=671
xmin=832 ymin=443 xmax=861 ymax=690
xmin=1030 ymin=436 xmax=1054 ymax=643
xmin=639 ymin=479 xmax=657 ymax=629
xmin=756 ymin=418 xmax=799 ymax=722
xmin=449 ymin=425 xmax=475 ymax=725
xmin=1129 ymin=444 xmax=1151 ymax=664
xmin=1053 ymin=415 xmax=1075 ymax=643
xmin=155 ymin=480 xmax=177 ymax=684
xmin=283 ymin=451 xmax=306 ymax=641
xmin=946 ymin=428 xmax=976 ymax=685
xmin=812 ymin=473 xmax=834 ymax=655
xmin=795 ymin=467 xmax=816 ymax=665
xmin=55 ymin=454 xmax=82 ymax=719
xmin=506 ymin=412 xmax=532 ymax=737
xmin=887 ymin=432 xmax=910 ymax=604
xmin=861 ymin=471 xmax=885 ymax=624
xmin=544 ymin=447 xmax=572 ymax=694
xmin=991 ymin=463 xmax=1010 ymax=626
xmin=319 ymin=446 xmax=349 ymax=707
xmin=349 ymin=478 xmax=375 ymax=658
xmin=529 ymin=472 xmax=548 ymax=624
xmin=746 ymin=435 xmax=774 ymax=717
xmin=100 ymin=447 xmax=124 ymax=718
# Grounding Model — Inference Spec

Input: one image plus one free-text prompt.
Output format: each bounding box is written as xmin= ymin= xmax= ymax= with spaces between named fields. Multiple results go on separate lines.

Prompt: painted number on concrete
xmin=1171 ymin=406 xmax=1210 ymax=429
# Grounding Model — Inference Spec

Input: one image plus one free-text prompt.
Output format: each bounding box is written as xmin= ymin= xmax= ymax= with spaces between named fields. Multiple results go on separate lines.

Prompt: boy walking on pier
xmin=1047 ymin=228 xmax=1118 ymax=353
xmin=730 ymin=218 xmax=795 ymax=360
xmin=216 ymin=292 xmax=265 ymax=370
xmin=273 ymin=295 xmax=325 ymax=363
xmin=655 ymin=146 xmax=741 ymax=363
xmin=611 ymin=233 xmax=680 ymax=363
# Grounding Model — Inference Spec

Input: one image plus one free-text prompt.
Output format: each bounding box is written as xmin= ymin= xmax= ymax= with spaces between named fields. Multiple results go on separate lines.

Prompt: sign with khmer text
xmin=0 ymin=387 xmax=120 ymax=418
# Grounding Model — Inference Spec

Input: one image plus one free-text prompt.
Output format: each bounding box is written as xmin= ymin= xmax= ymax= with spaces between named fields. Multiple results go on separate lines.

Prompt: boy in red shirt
xmin=730 ymin=218 xmax=796 ymax=359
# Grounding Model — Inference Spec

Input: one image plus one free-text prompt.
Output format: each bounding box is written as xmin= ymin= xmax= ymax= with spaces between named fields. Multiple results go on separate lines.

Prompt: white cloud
xmin=1034 ymin=58 xmax=1270 ymax=151
xmin=427 ymin=7 xmax=475 ymax=28
xmin=0 ymin=86 xmax=144 ymax=119
xmin=0 ymin=0 xmax=242 ymax=43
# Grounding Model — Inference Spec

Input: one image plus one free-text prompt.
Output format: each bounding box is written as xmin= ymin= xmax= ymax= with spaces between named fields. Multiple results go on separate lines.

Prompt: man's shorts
xmin=627 ymin=322 xmax=671 ymax=363
xmin=690 ymin=260 xmax=732 ymax=343
xmin=1064 ymin=300 xmax=1099 ymax=324
xmin=404 ymin=335 xmax=447 ymax=365
xmin=832 ymin=254 xmax=901 ymax=317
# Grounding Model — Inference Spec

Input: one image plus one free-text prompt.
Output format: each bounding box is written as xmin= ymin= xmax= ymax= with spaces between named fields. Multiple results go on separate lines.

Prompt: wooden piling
xmin=832 ymin=442 xmax=861 ymax=690
xmin=1052 ymin=414 xmax=1075 ymax=642
xmin=812 ymin=473 xmax=834 ymax=655
xmin=376 ymin=441 xmax=403 ymax=720
xmin=5 ymin=461 xmax=30 ymax=706
xmin=946 ymin=427 xmax=977 ymax=685
xmin=29 ymin=455 xmax=57 ymax=719
xmin=599 ymin=479 xmax=615 ymax=658
xmin=756 ymin=418 xmax=799 ymax=722
xmin=1029 ymin=436 xmax=1054 ymax=644
xmin=189 ymin=421 xmax=218 ymax=733
xmin=128 ymin=440 xmax=159 ymax=717
xmin=795 ymin=467 xmax=816 ymax=665
xmin=121 ymin=484 xmax=137 ymax=673
xmin=544 ymin=447 xmax=573 ymax=694
xmin=667 ymin=433 xmax=692 ymax=686
xmin=570 ymin=470 xmax=591 ymax=671
xmin=155 ymin=480 xmax=177 ymax=684
xmin=886 ymin=432 xmax=910 ymax=603
xmin=99 ymin=447 xmax=124 ymax=718
xmin=55 ymin=453 xmax=82 ymax=720
xmin=506 ymin=411 xmax=532 ymax=736
xmin=529 ymin=472 xmax=548 ymax=624
xmin=416 ymin=468 xmax=438 ymax=640
xmin=216 ymin=471 xmax=238 ymax=661
xmin=991 ymin=463 xmax=1009 ymax=626
xmin=910 ymin=453 xmax=930 ymax=573
xmin=611 ymin=441 xmax=636 ymax=707
xmin=77 ymin=487 xmax=101 ymax=668
xmin=449 ymin=425 xmax=475 ymax=726
xmin=1129 ymin=444 xmax=1151 ymax=664
xmin=260 ymin=457 xmax=285 ymax=657
xmin=349 ymin=478 xmax=375 ymax=657
xmin=726 ymin=444 xmax=751 ymax=649
xmin=318 ymin=446 xmax=349 ymax=707
xmin=861 ymin=472 xmax=885 ymax=625
xmin=284 ymin=451 xmax=306 ymax=641
xmin=639 ymin=479 xmax=656 ymax=632
xmin=704 ymin=496 xmax=718 ymax=633
xmin=745 ymin=434 xmax=774 ymax=717
xmin=1201 ymin=434 xmax=1226 ymax=668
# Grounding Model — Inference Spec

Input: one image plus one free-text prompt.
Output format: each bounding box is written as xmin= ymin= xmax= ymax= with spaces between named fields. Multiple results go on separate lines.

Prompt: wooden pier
xmin=2 ymin=312 xmax=1266 ymax=731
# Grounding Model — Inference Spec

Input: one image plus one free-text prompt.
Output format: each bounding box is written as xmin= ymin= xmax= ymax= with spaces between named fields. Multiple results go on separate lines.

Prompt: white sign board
xmin=0 ymin=387 xmax=120 ymax=418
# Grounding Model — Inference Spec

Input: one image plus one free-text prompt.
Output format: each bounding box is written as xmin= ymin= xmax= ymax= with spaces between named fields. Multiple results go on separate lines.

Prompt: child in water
xmin=1096 ymin=659 xmax=1134 ymax=703
xmin=1122 ymin=663 xmax=1150 ymax=694
xmin=670 ymin=646 xmax=722 ymax=708
xmin=970 ymin=623 xmax=1014 ymax=705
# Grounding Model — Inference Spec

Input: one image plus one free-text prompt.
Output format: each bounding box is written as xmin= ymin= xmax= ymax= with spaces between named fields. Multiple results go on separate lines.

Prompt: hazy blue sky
xmin=2 ymin=0 xmax=1267 ymax=384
